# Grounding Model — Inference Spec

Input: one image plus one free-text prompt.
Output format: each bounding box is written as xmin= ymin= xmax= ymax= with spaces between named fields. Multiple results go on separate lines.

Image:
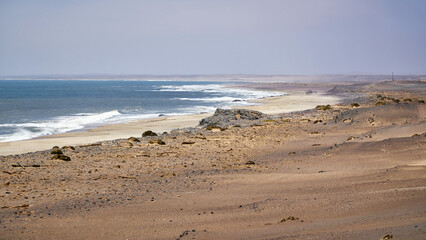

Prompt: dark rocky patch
xmin=199 ymin=108 xmax=267 ymax=128
xmin=142 ymin=130 xmax=157 ymax=137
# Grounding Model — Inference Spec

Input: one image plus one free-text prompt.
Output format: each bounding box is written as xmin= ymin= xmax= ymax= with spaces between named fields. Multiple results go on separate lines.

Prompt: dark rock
xmin=142 ymin=130 xmax=158 ymax=137
xmin=148 ymin=139 xmax=166 ymax=145
xmin=245 ymin=160 xmax=255 ymax=165
xmin=127 ymin=137 xmax=140 ymax=142
xmin=199 ymin=108 xmax=267 ymax=128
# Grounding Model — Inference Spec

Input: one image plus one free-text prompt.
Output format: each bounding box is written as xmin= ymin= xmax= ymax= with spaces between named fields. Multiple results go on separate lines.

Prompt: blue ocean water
xmin=0 ymin=80 xmax=283 ymax=142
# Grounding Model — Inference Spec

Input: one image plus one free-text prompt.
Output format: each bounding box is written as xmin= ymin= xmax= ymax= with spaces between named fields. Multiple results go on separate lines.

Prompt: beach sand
xmin=0 ymin=91 xmax=338 ymax=156
xmin=0 ymin=80 xmax=425 ymax=240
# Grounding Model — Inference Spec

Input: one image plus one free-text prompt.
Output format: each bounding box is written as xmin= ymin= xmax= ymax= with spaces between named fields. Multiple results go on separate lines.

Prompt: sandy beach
xmin=0 ymin=90 xmax=339 ymax=156
xmin=1 ymin=80 xmax=425 ymax=240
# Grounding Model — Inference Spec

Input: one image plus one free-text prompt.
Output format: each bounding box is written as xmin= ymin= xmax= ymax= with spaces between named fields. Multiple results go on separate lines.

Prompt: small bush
xmin=351 ymin=103 xmax=360 ymax=107
xmin=316 ymin=105 xmax=332 ymax=110
xmin=403 ymin=98 xmax=412 ymax=102
xmin=61 ymin=146 xmax=75 ymax=150
xmin=50 ymin=149 xmax=63 ymax=155
xmin=375 ymin=101 xmax=386 ymax=106
xmin=347 ymin=136 xmax=355 ymax=141
xmin=51 ymin=154 xmax=71 ymax=161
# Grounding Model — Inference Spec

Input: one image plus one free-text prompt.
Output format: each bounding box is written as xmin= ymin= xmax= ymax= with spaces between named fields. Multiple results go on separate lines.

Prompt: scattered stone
xmin=375 ymin=101 xmax=386 ymax=106
xmin=80 ymin=143 xmax=102 ymax=147
xmin=182 ymin=141 xmax=196 ymax=145
xmin=313 ymin=120 xmax=322 ymax=124
xmin=206 ymin=125 xmax=225 ymax=131
xmin=127 ymin=137 xmax=140 ymax=142
xmin=351 ymin=103 xmax=360 ymax=107
xmin=148 ymin=139 xmax=166 ymax=145
xmin=245 ymin=161 xmax=255 ymax=165
xmin=288 ymin=152 xmax=296 ymax=155
xmin=1 ymin=204 xmax=29 ymax=209
xmin=142 ymin=130 xmax=158 ymax=137
xmin=121 ymin=142 xmax=133 ymax=148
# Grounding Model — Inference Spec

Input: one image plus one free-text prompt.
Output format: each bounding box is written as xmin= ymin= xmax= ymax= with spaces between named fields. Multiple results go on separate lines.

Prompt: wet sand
xmin=0 ymin=80 xmax=425 ymax=240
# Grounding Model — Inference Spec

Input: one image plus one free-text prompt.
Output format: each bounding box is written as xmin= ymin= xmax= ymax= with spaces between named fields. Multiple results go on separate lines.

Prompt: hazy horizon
xmin=1 ymin=0 xmax=425 ymax=76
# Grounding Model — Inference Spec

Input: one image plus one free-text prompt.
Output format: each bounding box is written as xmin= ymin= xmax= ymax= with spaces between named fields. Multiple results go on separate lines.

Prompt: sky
xmin=0 ymin=0 xmax=425 ymax=76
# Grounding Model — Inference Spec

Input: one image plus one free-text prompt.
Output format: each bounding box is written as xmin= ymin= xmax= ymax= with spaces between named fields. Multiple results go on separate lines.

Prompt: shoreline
xmin=1 ymin=80 xmax=425 ymax=239
xmin=0 ymin=90 xmax=340 ymax=156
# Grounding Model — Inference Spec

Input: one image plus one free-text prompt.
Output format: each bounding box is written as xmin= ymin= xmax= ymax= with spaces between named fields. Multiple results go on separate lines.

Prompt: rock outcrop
xmin=199 ymin=108 xmax=267 ymax=128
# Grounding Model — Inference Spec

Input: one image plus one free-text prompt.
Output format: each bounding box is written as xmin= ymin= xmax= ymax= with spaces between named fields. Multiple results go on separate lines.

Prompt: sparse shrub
xmin=347 ymin=136 xmax=355 ymax=141
xmin=51 ymin=154 xmax=71 ymax=161
xmin=245 ymin=160 xmax=255 ymax=165
xmin=316 ymin=105 xmax=332 ymax=110
xmin=61 ymin=146 xmax=75 ymax=150
xmin=50 ymin=149 xmax=63 ymax=155
xmin=351 ymin=103 xmax=360 ymax=107
xmin=418 ymin=100 xmax=425 ymax=103
xmin=375 ymin=101 xmax=386 ymax=106
xmin=403 ymin=98 xmax=412 ymax=102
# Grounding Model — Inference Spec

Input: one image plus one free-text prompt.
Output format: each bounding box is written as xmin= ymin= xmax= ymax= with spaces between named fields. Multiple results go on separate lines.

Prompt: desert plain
xmin=0 ymin=80 xmax=425 ymax=240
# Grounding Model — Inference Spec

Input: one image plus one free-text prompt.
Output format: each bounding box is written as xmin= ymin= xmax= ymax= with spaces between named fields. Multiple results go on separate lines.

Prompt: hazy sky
xmin=0 ymin=0 xmax=425 ymax=75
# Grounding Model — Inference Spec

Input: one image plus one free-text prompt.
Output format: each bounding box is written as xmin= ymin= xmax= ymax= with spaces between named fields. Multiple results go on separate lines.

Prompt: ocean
xmin=0 ymin=80 xmax=283 ymax=142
